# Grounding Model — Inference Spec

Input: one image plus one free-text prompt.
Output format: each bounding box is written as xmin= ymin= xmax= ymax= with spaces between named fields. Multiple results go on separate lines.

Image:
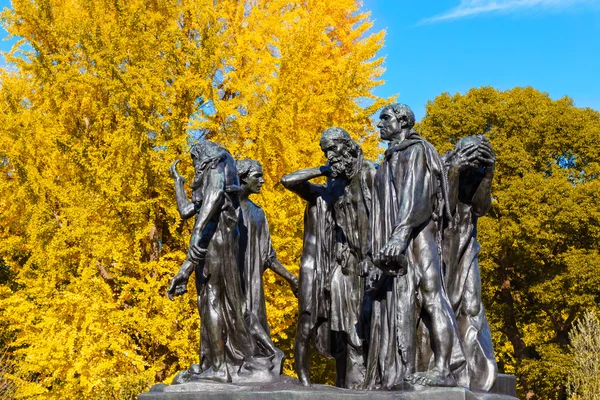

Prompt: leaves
xmin=568 ymin=310 xmax=600 ymax=400
xmin=0 ymin=0 xmax=387 ymax=397
xmin=421 ymin=87 xmax=600 ymax=399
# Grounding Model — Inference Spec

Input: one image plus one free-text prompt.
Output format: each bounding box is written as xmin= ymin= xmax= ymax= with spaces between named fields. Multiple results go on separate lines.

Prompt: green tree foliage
xmin=420 ymin=87 xmax=600 ymax=399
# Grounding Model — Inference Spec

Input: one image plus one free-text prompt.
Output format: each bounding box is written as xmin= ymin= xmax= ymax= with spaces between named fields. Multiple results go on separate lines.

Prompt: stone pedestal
xmin=490 ymin=374 xmax=517 ymax=398
xmin=138 ymin=374 xmax=518 ymax=400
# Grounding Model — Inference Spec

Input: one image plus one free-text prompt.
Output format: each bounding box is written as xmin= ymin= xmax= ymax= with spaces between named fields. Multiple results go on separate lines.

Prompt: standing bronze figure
xmin=442 ymin=136 xmax=498 ymax=391
xmin=281 ymin=127 xmax=375 ymax=389
xmin=167 ymin=141 xmax=278 ymax=384
xmin=139 ymin=114 xmax=511 ymax=399
xmin=363 ymin=104 xmax=467 ymax=389
xmin=236 ymin=159 xmax=298 ymax=370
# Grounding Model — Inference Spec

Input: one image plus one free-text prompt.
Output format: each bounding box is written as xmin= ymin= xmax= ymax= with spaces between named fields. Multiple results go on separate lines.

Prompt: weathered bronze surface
xmin=155 ymin=104 xmax=508 ymax=396
xmin=166 ymin=142 xmax=284 ymax=384
xmin=442 ymin=136 xmax=498 ymax=391
xmin=281 ymin=127 xmax=376 ymax=389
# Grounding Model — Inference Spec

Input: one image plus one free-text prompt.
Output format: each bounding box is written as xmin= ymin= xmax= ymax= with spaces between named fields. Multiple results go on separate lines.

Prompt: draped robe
xmin=364 ymin=133 xmax=467 ymax=389
xmin=293 ymin=160 xmax=376 ymax=361
xmin=193 ymin=153 xmax=258 ymax=376
xmin=192 ymin=151 xmax=277 ymax=382
xmin=330 ymin=160 xmax=376 ymax=346
xmin=238 ymin=198 xmax=278 ymax=335
xmin=298 ymin=190 xmax=335 ymax=357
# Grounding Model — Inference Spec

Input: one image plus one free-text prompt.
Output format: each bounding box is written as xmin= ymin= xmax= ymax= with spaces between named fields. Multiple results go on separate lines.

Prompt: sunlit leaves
xmin=0 ymin=0 xmax=387 ymax=397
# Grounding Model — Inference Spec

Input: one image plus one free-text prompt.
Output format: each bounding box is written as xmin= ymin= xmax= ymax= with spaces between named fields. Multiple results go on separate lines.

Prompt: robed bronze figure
xmin=363 ymin=104 xmax=467 ymax=389
xmin=167 ymin=141 xmax=281 ymax=384
xmin=236 ymin=159 xmax=298 ymax=371
xmin=281 ymin=127 xmax=375 ymax=389
xmin=442 ymin=136 xmax=498 ymax=390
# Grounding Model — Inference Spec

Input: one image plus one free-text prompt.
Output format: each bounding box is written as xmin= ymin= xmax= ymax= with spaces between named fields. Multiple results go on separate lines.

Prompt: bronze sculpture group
xmin=166 ymin=103 xmax=498 ymax=392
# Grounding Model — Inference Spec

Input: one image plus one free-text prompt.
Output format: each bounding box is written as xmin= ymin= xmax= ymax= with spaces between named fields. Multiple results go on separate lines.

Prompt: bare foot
xmin=404 ymin=368 xmax=456 ymax=387
xmin=172 ymin=364 xmax=202 ymax=384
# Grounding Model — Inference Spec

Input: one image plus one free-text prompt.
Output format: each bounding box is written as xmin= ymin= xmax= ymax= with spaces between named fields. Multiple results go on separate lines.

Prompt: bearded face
xmin=321 ymin=138 xmax=356 ymax=179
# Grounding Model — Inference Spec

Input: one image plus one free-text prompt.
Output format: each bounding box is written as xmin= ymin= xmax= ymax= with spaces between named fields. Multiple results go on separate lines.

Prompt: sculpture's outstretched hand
xmin=167 ymin=273 xmax=189 ymax=301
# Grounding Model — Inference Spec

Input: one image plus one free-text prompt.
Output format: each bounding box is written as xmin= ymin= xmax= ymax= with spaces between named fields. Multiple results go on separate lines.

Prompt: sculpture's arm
xmin=268 ymin=258 xmax=299 ymax=297
xmin=280 ymin=167 xmax=327 ymax=203
xmin=170 ymin=160 xmax=196 ymax=220
xmin=378 ymin=146 xmax=433 ymax=273
xmin=358 ymin=164 xmax=377 ymax=277
xmin=166 ymin=162 xmax=225 ymax=301
xmin=388 ymin=146 xmax=433 ymax=252
xmin=471 ymin=142 xmax=495 ymax=217
xmin=167 ymin=166 xmax=224 ymax=287
xmin=471 ymin=173 xmax=493 ymax=217
xmin=445 ymin=155 xmax=461 ymax=216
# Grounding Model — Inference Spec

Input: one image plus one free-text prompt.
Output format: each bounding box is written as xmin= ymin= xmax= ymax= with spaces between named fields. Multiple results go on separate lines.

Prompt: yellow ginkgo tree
xmin=0 ymin=0 xmax=388 ymax=398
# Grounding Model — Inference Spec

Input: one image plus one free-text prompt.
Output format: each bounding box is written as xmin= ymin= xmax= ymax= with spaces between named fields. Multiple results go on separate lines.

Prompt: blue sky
xmin=364 ymin=0 xmax=600 ymax=120
xmin=1 ymin=0 xmax=599 ymax=121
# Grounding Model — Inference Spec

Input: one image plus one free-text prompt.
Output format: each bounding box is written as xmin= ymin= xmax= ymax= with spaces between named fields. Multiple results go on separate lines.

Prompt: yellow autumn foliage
xmin=0 ymin=0 xmax=388 ymax=398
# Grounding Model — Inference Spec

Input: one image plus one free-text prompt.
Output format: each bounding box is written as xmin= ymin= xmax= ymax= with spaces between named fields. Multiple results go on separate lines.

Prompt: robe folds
xmin=298 ymin=193 xmax=335 ymax=357
xmin=296 ymin=160 xmax=376 ymax=359
xmin=192 ymin=150 xmax=277 ymax=381
xmin=238 ymin=199 xmax=278 ymax=335
xmin=364 ymin=132 xmax=467 ymax=389
xmin=193 ymin=153 xmax=258 ymax=375
xmin=330 ymin=160 xmax=376 ymax=346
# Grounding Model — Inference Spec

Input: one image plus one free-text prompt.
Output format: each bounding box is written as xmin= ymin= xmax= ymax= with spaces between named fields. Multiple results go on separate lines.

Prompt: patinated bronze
xmin=441 ymin=136 xmax=498 ymax=391
xmin=236 ymin=159 xmax=298 ymax=370
xmin=281 ymin=127 xmax=376 ymax=389
xmin=159 ymin=108 xmax=503 ymax=396
xmin=362 ymin=104 xmax=468 ymax=389
xmin=167 ymin=141 xmax=281 ymax=384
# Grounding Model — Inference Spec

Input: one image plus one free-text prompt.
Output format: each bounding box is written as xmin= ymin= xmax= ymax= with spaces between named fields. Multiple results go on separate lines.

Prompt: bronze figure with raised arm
xmin=441 ymin=135 xmax=498 ymax=391
xmin=167 ymin=141 xmax=278 ymax=384
xmin=281 ymin=127 xmax=375 ymax=389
